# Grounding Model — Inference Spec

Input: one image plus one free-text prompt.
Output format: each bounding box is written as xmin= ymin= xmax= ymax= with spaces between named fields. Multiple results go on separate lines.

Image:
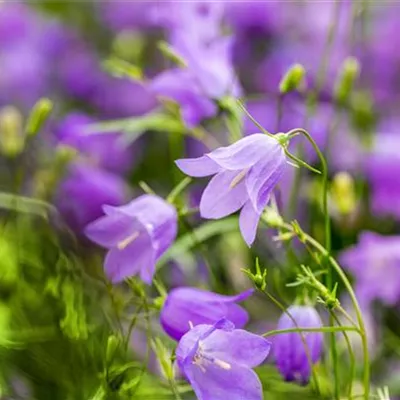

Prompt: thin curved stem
xmin=330 ymin=311 xmax=356 ymax=400
xmin=275 ymin=221 xmax=370 ymax=400
xmin=262 ymin=325 xmax=359 ymax=338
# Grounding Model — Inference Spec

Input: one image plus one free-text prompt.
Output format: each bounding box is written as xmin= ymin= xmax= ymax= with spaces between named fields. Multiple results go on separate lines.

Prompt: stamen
xmin=117 ymin=231 xmax=140 ymax=250
xmin=188 ymin=321 xmax=194 ymax=330
xmin=229 ymin=169 xmax=248 ymax=189
xmin=213 ymin=359 xmax=231 ymax=370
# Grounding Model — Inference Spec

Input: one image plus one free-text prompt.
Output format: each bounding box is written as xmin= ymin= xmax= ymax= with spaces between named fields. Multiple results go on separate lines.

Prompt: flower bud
xmin=334 ymin=57 xmax=360 ymax=105
xmin=279 ymin=64 xmax=306 ymax=94
xmin=25 ymin=98 xmax=53 ymax=137
xmin=274 ymin=305 xmax=323 ymax=385
xmin=0 ymin=106 xmax=24 ymax=157
xmin=330 ymin=172 xmax=357 ymax=215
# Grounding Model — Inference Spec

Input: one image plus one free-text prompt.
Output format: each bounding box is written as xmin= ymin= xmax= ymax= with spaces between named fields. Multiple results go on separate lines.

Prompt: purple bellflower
xmin=176 ymin=134 xmax=287 ymax=246
xmin=85 ymin=194 xmax=177 ymax=284
xmin=160 ymin=287 xmax=253 ymax=341
xmin=55 ymin=112 xmax=132 ymax=174
xmin=56 ymin=163 xmax=127 ymax=233
xmin=274 ymin=305 xmax=323 ymax=385
xmin=176 ymin=319 xmax=271 ymax=400
xmin=339 ymin=232 xmax=400 ymax=306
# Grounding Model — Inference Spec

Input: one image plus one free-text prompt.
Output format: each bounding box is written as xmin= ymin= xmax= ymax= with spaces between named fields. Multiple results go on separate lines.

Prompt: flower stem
xmin=262 ymin=325 xmax=359 ymax=337
xmin=276 ymin=221 xmax=370 ymax=400
xmin=330 ymin=310 xmax=356 ymax=400
xmin=286 ymin=127 xmax=338 ymax=396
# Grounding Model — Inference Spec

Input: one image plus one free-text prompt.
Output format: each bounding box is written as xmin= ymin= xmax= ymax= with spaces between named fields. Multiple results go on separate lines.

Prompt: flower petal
xmin=161 ymin=288 xmax=253 ymax=340
xmin=106 ymin=195 xmax=178 ymax=261
xmin=200 ymin=170 xmax=248 ymax=219
xmin=246 ymin=146 xmax=286 ymax=213
xmin=207 ymin=134 xmax=277 ymax=170
xmin=175 ymin=156 xmax=221 ymax=177
xmin=104 ymin=231 xmax=154 ymax=283
xmin=239 ymin=201 xmax=262 ymax=246
xmin=85 ymin=211 xmax=138 ymax=248
xmin=202 ymin=328 xmax=271 ymax=369
xmin=184 ymin=360 xmax=263 ymax=400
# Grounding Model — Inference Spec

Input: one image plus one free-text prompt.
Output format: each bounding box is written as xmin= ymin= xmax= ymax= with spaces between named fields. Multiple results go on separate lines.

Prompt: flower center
xmin=192 ymin=342 xmax=231 ymax=373
xmin=229 ymin=169 xmax=248 ymax=189
xmin=117 ymin=231 xmax=140 ymax=250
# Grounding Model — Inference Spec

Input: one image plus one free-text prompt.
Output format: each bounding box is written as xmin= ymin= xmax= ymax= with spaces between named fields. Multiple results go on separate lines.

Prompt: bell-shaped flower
xmin=176 ymin=134 xmax=286 ymax=246
xmin=85 ymin=194 xmax=177 ymax=284
xmin=176 ymin=319 xmax=271 ymax=400
xmin=274 ymin=305 xmax=323 ymax=385
xmin=339 ymin=231 xmax=400 ymax=306
xmin=160 ymin=287 xmax=253 ymax=340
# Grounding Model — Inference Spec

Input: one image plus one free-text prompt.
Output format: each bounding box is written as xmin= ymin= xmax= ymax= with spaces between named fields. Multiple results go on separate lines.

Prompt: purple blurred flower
xmin=92 ymin=76 xmax=157 ymax=118
xmin=366 ymin=131 xmax=400 ymax=219
xmin=55 ymin=112 xmax=132 ymax=174
xmin=150 ymin=3 xmax=239 ymax=128
xmin=160 ymin=287 xmax=253 ymax=340
xmin=0 ymin=3 xmax=37 ymax=47
xmin=98 ymin=0 xmax=159 ymax=32
xmin=176 ymin=319 xmax=271 ymax=400
xmin=176 ymin=134 xmax=287 ymax=246
xmin=150 ymin=69 xmax=216 ymax=128
xmin=85 ymin=194 xmax=177 ymax=284
xmin=155 ymin=1 xmax=225 ymax=46
xmin=339 ymin=232 xmax=400 ymax=306
xmin=56 ymin=163 xmax=127 ymax=233
xmin=274 ymin=305 xmax=323 ymax=385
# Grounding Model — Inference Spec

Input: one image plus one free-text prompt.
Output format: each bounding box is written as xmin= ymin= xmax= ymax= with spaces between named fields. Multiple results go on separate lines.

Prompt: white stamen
xmin=229 ymin=169 xmax=248 ymax=189
xmin=117 ymin=231 xmax=140 ymax=250
xmin=188 ymin=321 xmax=194 ymax=330
xmin=213 ymin=359 xmax=231 ymax=370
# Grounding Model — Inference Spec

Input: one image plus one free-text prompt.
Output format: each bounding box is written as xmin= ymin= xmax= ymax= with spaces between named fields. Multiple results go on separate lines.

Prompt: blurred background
xmin=0 ymin=1 xmax=399 ymax=399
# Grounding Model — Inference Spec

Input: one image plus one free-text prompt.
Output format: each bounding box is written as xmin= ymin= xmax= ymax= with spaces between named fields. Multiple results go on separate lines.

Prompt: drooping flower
xmin=176 ymin=319 xmax=271 ymax=400
xmin=160 ymin=287 xmax=253 ymax=341
xmin=339 ymin=232 xmax=400 ymax=306
xmin=274 ymin=305 xmax=323 ymax=385
xmin=176 ymin=134 xmax=287 ymax=246
xmin=85 ymin=194 xmax=177 ymax=284
xmin=56 ymin=163 xmax=127 ymax=233
xmin=365 ymin=128 xmax=400 ymax=219
xmin=55 ymin=112 xmax=133 ymax=174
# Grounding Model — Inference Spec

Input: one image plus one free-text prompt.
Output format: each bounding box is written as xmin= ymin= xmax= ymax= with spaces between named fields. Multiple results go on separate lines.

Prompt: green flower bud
xmin=330 ymin=172 xmax=357 ymax=215
xmin=0 ymin=106 xmax=24 ymax=157
xmin=279 ymin=64 xmax=306 ymax=94
xmin=334 ymin=57 xmax=360 ymax=105
xmin=25 ymin=98 xmax=53 ymax=137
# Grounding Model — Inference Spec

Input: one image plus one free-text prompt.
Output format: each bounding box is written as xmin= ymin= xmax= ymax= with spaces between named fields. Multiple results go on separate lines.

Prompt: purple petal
xmin=160 ymin=288 xmax=252 ymax=341
xmin=202 ymin=328 xmax=271 ymax=368
xmin=239 ymin=201 xmax=262 ymax=246
xmin=85 ymin=211 xmax=139 ymax=249
xmin=207 ymin=134 xmax=278 ymax=170
xmin=200 ymin=170 xmax=248 ymax=219
xmin=184 ymin=360 xmax=263 ymax=400
xmin=175 ymin=156 xmax=221 ymax=177
xmin=104 ymin=231 xmax=154 ymax=283
xmin=107 ymin=195 xmax=177 ymax=260
xmin=245 ymin=146 xmax=286 ymax=213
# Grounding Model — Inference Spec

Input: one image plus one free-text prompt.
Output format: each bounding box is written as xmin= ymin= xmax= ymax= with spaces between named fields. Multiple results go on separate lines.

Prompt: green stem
xmin=330 ymin=311 xmax=356 ymax=400
xmin=279 ymin=222 xmax=370 ymax=400
xmin=262 ymin=325 xmax=359 ymax=338
xmin=286 ymin=127 xmax=338 ymax=396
